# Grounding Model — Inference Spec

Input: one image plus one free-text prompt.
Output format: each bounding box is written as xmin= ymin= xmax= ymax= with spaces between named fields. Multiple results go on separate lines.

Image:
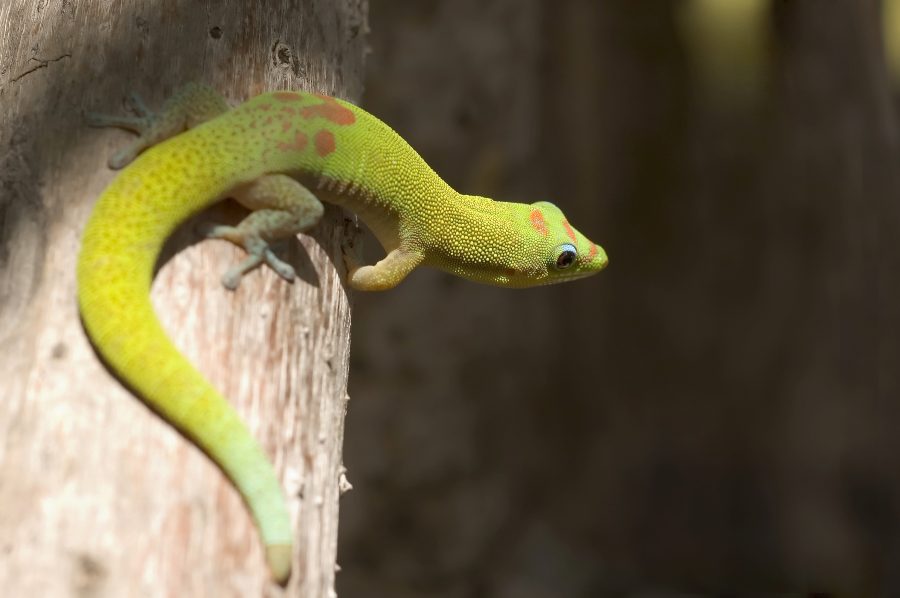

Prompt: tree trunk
xmin=0 ymin=2 xmax=367 ymax=596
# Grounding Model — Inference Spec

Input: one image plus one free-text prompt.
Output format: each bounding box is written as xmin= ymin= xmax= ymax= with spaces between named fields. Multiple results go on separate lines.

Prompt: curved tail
xmin=76 ymin=143 xmax=292 ymax=582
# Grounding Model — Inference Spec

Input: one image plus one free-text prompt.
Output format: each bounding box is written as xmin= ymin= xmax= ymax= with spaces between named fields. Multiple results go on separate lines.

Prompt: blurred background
xmin=337 ymin=1 xmax=900 ymax=596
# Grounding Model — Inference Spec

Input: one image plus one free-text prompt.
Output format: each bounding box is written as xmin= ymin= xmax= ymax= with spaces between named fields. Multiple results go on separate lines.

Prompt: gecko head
xmin=485 ymin=201 xmax=608 ymax=288
xmin=439 ymin=197 xmax=607 ymax=288
xmin=525 ymin=201 xmax=608 ymax=286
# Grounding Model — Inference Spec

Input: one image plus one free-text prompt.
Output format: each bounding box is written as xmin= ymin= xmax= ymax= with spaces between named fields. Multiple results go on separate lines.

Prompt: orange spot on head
xmin=587 ymin=242 xmax=598 ymax=260
xmin=314 ymin=129 xmax=336 ymax=157
xmin=530 ymin=209 xmax=548 ymax=236
xmin=301 ymin=95 xmax=356 ymax=126
xmin=273 ymin=91 xmax=303 ymax=102
xmin=277 ymin=131 xmax=309 ymax=152
xmin=562 ymin=220 xmax=577 ymax=243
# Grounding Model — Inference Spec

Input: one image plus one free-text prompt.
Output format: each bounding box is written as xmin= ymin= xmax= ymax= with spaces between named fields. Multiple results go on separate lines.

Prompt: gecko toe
xmin=205 ymin=224 xmax=238 ymax=241
xmin=128 ymin=92 xmax=153 ymax=118
xmin=221 ymin=271 xmax=242 ymax=291
xmin=109 ymin=148 xmax=140 ymax=170
xmin=264 ymin=250 xmax=296 ymax=282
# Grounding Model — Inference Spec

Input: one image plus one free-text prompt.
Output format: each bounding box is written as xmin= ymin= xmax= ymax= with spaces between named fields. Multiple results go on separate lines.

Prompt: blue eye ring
xmin=553 ymin=243 xmax=578 ymax=270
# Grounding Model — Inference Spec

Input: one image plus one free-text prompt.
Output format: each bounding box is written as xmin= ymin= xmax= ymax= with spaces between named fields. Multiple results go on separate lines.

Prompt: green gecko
xmin=77 ymin=83 xmax=608 ymax=583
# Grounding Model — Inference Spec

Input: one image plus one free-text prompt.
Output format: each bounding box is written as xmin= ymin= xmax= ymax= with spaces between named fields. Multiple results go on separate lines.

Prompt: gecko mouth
xmin=517 ymin=269 xmax=602 ymax=287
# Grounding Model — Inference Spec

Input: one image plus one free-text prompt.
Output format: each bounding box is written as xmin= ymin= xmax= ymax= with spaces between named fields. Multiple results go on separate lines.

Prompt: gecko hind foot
xmin=85 ymin=111 xmax=150 ymax=133
xmin=86 ymin=92 xmax=154 ymax=131
xmin=87 ymin=84 xmax=230 ymax=170
xmin=86 ymin=92 xmax=159 ymax=169
xmin=207 ymin=225 xmax=296 ymax=290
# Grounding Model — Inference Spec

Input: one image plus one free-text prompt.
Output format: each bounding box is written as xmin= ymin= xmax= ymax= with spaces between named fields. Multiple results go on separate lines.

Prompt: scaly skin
xmin=77 ymin=84 xmax=607 ymax=583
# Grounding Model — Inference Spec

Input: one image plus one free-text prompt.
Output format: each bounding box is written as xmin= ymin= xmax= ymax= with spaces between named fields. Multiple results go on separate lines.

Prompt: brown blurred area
xmin=337 ymin=1 xmax=900 ymax=596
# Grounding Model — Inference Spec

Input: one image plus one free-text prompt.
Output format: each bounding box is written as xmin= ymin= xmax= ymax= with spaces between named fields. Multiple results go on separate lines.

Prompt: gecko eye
xmin=552 ymin=244 xmax=578 ymax=270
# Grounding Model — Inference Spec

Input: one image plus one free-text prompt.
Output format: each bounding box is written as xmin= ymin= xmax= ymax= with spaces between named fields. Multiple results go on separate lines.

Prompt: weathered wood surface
xmin=0 ymin=1 xmax=368 ymax=596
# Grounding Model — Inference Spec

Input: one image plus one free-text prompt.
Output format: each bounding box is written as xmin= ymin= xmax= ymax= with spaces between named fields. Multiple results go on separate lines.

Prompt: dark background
xmin=338 ymin=1 xmax=900 ymax=596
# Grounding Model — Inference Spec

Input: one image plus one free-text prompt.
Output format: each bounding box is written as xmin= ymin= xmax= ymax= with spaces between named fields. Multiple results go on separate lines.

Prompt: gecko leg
xmin=87 ymin=82 xmax=230 ymax=169
xmin=342 ymin=238 xmax=424 ymax=291
xmin=208 ymin=175 xmax=325 ymax=290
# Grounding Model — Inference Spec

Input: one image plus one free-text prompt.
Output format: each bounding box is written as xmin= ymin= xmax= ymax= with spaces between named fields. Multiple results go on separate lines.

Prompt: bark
xmin=0 ymin=1 xmax=367 ymax=596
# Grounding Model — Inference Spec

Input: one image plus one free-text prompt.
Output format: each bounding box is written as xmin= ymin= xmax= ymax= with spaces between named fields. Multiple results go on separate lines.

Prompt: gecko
xmin=77 ymin=83 xmax=608 ymax=584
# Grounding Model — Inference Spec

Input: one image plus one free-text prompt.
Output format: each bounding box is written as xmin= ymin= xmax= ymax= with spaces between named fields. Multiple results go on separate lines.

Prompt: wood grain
xmin=0 ymin=1 xmax=368 ymax=596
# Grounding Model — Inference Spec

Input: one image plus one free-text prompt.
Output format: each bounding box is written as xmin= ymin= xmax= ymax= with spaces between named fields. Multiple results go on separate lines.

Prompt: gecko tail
xmin=76 ymin=171 xmax=293 ymax=581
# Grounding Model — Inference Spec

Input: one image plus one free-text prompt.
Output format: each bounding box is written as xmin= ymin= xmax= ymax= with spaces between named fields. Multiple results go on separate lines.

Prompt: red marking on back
xmin=281 ymin=120 xmax=292 ymax=132
xmin=301 ymin=95 xmax=356 ymax=126
xmin=258 ymin=103 xmax=272 ymax=111
xmin=314 ymin=129 xmax=336 ymax=157
xmin=530 ymin=209 xmax=548 ymax=236
xmin=273 ymin=92 xmax=303 ymax=102
xmin=280 ymin=106 xmax=297 ymax=116
xmin=562 ymin=219 xmax=577 ymax=243
xmin=263 ymin=116 xmax=273 ymax=126
xmin=277 ymin=131 xmax=309 ymax=152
